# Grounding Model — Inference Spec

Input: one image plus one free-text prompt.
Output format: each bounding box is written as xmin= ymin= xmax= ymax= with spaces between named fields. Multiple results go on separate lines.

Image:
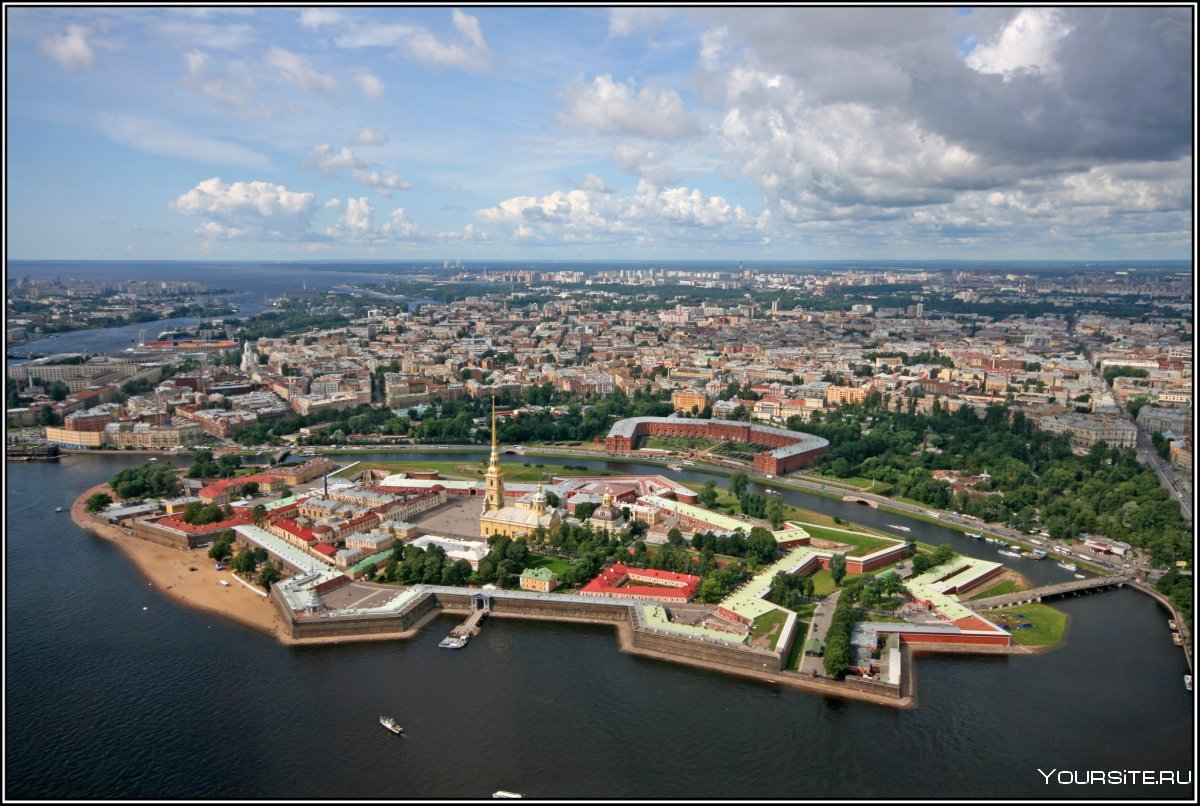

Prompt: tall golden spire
xmin=483 ymin=396 xmax=504 ymax=512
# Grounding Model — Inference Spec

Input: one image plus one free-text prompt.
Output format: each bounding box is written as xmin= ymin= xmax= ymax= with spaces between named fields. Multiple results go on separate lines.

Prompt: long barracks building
xmin=604 ymin=416 xmax=829 ymax=475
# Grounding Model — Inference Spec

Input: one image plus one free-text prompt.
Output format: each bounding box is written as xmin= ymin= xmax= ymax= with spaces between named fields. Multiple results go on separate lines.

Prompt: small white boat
xmin=380 ymin=715 xmax=403 ymax=735
xmin=998 ymin=550 xmax=1021 ymax=558
xmin=1186 ymin=675 xmax=1193 ymax=692
xmin=493 ymin=792 xmax=523 ymax=799
xmin=1074 ymin=573 xmax=1085 ymax=579
xmin=55 ymin=506 xmax=65 ymax=512
xmin=439 ymin=636 xmax=468 ymax=649
xmin=1057 ymin=562 xmax=1078 ymax=572
xmin=668 ymin=464 xmax=683 ymax=471
xmin=765 ymin=488 xmax=779 ymax=495
xmin=965 ymin=532 xmax=982 ymax=539
xmin=887 ymin=524 xmax=911 ymax=532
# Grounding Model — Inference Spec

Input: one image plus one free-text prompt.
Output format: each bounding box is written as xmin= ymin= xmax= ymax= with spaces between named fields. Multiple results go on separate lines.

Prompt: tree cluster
xmin=378 ymin=544 xmax=473 ymax=587
xmin=109 ymin=461 xmax=181 ymax=500
xmin=768 ymin=570 xmax=816 ymax=611
xmin=911 ymin=543 xmax=956 ymax=575
xmin=84 ymin=492 xmax=113 ymax=513
xmin=822 ymin=593 xmax=857 ymax=679
xmin=796 ymin=400 xmax=1191 ymax=565
xmin=180 ymin=501 xmax=233 ymax=526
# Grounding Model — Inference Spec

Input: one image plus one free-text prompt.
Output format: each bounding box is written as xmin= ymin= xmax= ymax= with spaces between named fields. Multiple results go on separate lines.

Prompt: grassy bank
xmin=988 ymin=604 xmax=1069 ymax=647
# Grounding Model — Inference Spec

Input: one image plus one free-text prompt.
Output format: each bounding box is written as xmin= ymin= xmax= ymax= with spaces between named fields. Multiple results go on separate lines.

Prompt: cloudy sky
xmin=6 ymin=6 xmax=1193 ymax=260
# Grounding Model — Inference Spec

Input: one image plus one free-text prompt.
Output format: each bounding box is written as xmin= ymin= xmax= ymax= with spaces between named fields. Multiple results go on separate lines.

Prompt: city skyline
xmin=5 ymin=5 xmax=1194 ymax=261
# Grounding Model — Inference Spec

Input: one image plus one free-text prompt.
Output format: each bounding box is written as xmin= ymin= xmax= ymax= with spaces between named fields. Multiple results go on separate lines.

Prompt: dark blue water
xmin=5 ymin=454 xmax=1194 ymax=798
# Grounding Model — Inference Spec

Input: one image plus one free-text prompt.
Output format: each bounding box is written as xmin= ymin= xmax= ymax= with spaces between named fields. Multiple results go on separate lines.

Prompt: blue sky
xmin=5 ymin=6 xmax=1193 ymax=260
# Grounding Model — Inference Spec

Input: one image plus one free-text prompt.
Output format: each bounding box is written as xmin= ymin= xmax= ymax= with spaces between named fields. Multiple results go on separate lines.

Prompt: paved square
xmin=410 ymin=496 xmax=487 ymax=543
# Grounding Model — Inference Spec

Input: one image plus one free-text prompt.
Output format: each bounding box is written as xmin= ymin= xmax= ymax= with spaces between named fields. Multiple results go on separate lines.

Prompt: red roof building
xmin=579 ymin=562 xmax=700 ymax=602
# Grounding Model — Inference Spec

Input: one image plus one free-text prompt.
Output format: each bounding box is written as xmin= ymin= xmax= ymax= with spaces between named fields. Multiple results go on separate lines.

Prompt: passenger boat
xmin=1057 ymin=562 xmax=1078 ymax=572
xmin=998 ymin=550 xmax=1022 ymax=558
xmin=379 ymin=715 xmax=403 ymax=735
xmin=439 ymin=636 xmax=468 ymax=649
xmin=493 ymin=792 xmax=523 ymax=799
xmin=667 ymin=464 xmax=683 ymax=471
xmin=887 ymin=524 xmax=911 ymax=533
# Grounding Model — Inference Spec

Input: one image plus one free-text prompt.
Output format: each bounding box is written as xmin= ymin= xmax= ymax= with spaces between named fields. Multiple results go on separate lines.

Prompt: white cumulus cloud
xmin=171 ymin=177 xmax=317 ymax=241
xmin=301 ymin=144 xmax=365 ymax=175
xmin=559 ymin=74 xmax=699 ymax=140
xmin=356 ymin=72 xmax=385 ymax=98
xmin=965 ymin=9 xmax=1073 ymax=80
xmin=611 ymin=144 xmax=675 ymax=185
xmin=351 ymin=168 xmax=413 ymax=197
xmin=300 ymin=142 xmax=411 ymax=197
xmin=40 ymin=24 xmax=97 ymax=72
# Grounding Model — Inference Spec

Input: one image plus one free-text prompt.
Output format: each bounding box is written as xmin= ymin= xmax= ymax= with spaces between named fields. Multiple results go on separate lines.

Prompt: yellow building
xmin=672 ymin=388 xmax=709 ymax=413
xmin=519 ymin=566 xmax=558 ymax=593
xmin=479 ymin=400 xmax=561 ymax=539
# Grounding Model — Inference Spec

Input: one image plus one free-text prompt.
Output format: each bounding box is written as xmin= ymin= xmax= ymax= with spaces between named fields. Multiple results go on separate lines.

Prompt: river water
xmin=6 ymin=260 xmax=441 ymax=363
xmin=5 ymin=452 xmax=1194 ymax=799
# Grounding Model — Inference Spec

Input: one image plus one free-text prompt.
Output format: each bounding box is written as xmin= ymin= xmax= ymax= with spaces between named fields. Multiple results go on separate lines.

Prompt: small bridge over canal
xmin=969 ymin=576 xmax=1130 ymax=610
xmin=842 ymin=495 xmax=878 ymax=508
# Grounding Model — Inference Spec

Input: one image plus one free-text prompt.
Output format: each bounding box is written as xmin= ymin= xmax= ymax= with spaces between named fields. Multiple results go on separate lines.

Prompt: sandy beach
xmin=71 ymin=484 xmax=285 ymax=639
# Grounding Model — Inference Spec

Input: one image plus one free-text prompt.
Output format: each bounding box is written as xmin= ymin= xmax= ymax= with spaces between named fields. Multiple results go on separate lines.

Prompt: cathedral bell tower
xmin=483 ymin=397 xmax=505 ymax=512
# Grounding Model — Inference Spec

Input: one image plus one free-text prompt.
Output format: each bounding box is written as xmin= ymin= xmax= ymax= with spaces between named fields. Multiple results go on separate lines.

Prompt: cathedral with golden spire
xmin=479 ymin=398 xmax=562 ymax=539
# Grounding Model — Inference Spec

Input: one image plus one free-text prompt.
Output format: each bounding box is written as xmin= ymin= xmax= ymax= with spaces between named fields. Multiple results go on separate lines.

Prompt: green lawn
xmin=331 ymin=460 xmax=475 ymax=479
xmin=526 ymin=553 xmax=573 ymax=577
xmin=801 ymin=472 xmax=897 ymax=491
xmin=785 ymin=621 xmax=811 ymax=670
xmin=642 ymin=435 xmax=716 ymax=452
xmin=810 ymin=569 xmax=838 ymax=596
xmin=969 ymin=578 xmax=1027 ymax=601
xmin=331 ymin=459 xmax=604 ymax=482
xmin=797 ymin=525 xmax=897 ymax=556
xmin=989 ymin=604 xmax=1069 ymax=647
xmin=711 ymin=492 xmax=889 ymax=538
xmin=749 ymin=608 xmax=790 ymax=651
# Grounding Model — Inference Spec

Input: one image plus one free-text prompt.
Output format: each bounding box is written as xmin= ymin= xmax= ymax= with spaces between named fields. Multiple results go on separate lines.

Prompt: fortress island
xmin=73 ymin=413 xmax=1062 ymax=710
